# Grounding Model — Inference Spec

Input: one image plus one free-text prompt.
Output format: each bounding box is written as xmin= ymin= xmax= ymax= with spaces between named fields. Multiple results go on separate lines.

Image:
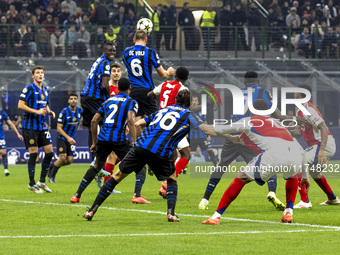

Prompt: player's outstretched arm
xmin=127 ymin=111 xmax=137 ymax=143
xmin=6 ymin=119 xmax=23 ymax=141
xmin=288 ymin=124 xmax=302 ymax=138
xmin=317 ymin=121 xmax=329 ymax=165
xmin=135 ymin=118 xmax=147 ymax=128
xmin=102 ymin=76 xmax=111 ymax=96
xmin=57 ymin=123 xmax=75 ymax=145
xmin=147 ymin=91 xmax=156 ymax=98
xmin=18 ymin=100 xmax=46 ymax=116
xmin=90 ymin=113 xmax=103 ymax=153
xmin=156 ymin=66 xmax=175 ymax=78
xmin=272 ymin=108 xmax=309 ymax=126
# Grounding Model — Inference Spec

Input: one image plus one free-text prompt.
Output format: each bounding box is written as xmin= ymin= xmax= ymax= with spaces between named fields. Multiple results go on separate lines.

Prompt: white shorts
xmin=177 ymin=137 xmax=189 ymax=150
xmin=305 ymin=135 xmax=336 ymax=165
xmin=242 ymin=145 xmax=305 ymax=184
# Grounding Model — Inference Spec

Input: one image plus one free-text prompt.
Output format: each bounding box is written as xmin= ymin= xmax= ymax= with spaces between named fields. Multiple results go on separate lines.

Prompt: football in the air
xmin=136 ymin=18 xmax=153 ymax=35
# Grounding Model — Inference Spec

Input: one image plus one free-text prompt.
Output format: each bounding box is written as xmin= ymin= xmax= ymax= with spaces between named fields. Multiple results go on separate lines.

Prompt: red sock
xmin=104 ymin=163 xmax=114 ymax=183
xmin=314 ymin=175 xmax=336 ymax=200
xmin=216 ymin=178 xmax=245 ymax=215
xmin=285 ymin=177 xmax=298 ymax=209
xmin=296 ymin=173 xmax=308 ymax=202
xmin=175 ymin=158 xmax=189 ymax=177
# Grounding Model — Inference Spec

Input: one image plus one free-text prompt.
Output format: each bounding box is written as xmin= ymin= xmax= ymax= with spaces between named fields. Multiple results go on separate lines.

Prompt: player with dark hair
xmin=18 ymin=65 xmax=56 ymax=193
xmin=199 ymin=70 xmax=305 ymax=211
xmin=289 ymin=84 xmax=340 ymax=208
xmin=202 ymin=99 xmax=310 ymax=224
xmin=81 ymin=40 xmax=116 ymax=160
xmin=48 ymin=93 xmax=83 ymax=183
xmin=83 ymin=90 xmax=209 ymax=222
xmin=0 ymin=109 xmax=23 ymax=176
xmin=71 ymin=78 xmax=150 ymax=203
xmin=123 ymin=30 xmax=175 ymax=136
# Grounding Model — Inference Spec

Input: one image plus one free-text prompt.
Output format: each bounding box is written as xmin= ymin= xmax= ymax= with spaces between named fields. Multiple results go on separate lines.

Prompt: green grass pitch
xmin=0 ymin=161 xmax=340 ymax=254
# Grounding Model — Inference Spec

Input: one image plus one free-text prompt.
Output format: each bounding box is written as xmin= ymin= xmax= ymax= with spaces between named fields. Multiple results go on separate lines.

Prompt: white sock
xmin=212 ymin=212 xmax=221 ymax=219
xmin=201 ymin=198 xmax=209 ymax=204
xmin=284 ymin=208 xmax=293 ymax=215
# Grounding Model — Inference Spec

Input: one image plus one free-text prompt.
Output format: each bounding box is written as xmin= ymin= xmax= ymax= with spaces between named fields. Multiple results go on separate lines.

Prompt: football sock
xmin=175 ymin=157 xmax=189 ymax=177
xmin=134 ymin=166 xmax=146 ymax=197
xmin=207 ymin=150 xmax=218 ymax=167
xmin=2 ymin=154 xmax=8 ymax=169
xmin=40 ymin=152 xmax=54 ymax=183
xmin=28 ymin=153 xmax=38 ymax=186
xmin=285 ymin=177 xmax=298 ymax=210
xmin=75 ymin=166 xmax=98 ymax=198
xmin=104 ymin=163 xmax=114 ymax=183
xmin=314 ymin=175 xmax=337 ymax=200
xmin=296 ymin=173 xmax=309 ymax=203
xmin=216 ymin=178 xmax=245 ymax=215
xmin=50 ymin=164 xmax=60 ymax=178
xmin=267 ymin=175 xmax=277 ymax=193
xmin=203 ymin=178 xmax=221 ymax=200
xmin=166 ymin=179 xmax=178 ymax=216
xmin=89 ymin=177 xmax=119 ymax=213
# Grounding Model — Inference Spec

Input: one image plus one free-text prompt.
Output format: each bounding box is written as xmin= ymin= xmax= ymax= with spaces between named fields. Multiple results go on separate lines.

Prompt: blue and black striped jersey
xmin=122 ymin=45 xmax=161 ymax=90
xmin=97 ymin=93 xmax=138 ymax=142
xmin=0 ymin=110 xmax=9 ymax=140
xmin=20 ymin=83 xmax=49 ymax=131
xmin=81 ymin=54 xmax=111 ymax=100
xmin=233 ymin=85 xmax=272 ymax=122
xmin=189 ymin=111 xmax=207 ymax=139
xmin=57 ymin=106 xmax=83 ymax=141
xmin=136 ymin=105 xmax=203 ymax=158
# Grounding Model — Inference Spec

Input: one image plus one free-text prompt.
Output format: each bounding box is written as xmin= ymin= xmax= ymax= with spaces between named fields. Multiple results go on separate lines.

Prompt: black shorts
xmin=219 ymin=140 xmax=258 ymax=167
xmin=57 ymin=139 xmax=75 ymax=156
xmin=130 ymin=87 xmax=158 ymax=117
xmin=190 ymin=137 xmax=209 ymax=151
xmin=119 ymin=146 xmax=175 ymax=181
xmin=22 ymin=129 xmax=52 ymax=149
xmin=81 ymin=95 xmax=104 ymax=127
xmin=96 ymin=140 xmax=132 ymax=162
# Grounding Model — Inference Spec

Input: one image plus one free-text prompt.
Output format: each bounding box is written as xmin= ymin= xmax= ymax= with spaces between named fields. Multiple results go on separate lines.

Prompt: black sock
xmin=75 ymin=166 xmax=98 ymax=198
xmin=166 ymin=179 xmax=178 ymax=216
xmin=267 ymin=175 xmax=277 ymax=193
xmin=88 ymin=130 xmax=96 ymax=161
xmin=28 ymin=153 xmax=38 ymax=186
xmin=134 ymin=166 xmax=146 ymax=197
xmin=203 ymin=178 xmax=221 ymax=200
xmin=207 ymin=150 xmax=218 ymax=167
xmin=40 ymin=152 xmax=54 ymax=183
xmin=50 ymin=164 xmax=60 ymax=178
xmin=90 ymin=177 xmax=118 ymax=213
xmin=2 ymin=154 xmax=8 ymax=169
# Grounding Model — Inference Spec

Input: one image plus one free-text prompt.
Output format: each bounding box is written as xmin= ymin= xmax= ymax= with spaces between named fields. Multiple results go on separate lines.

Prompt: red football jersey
xmin=153 ymin=80 xmax=188 ymax=109
xmin=109 ymin=81 xmax=119 ymax=97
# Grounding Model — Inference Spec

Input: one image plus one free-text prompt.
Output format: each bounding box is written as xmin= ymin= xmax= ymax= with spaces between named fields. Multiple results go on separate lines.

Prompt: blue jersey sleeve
xmin=128 ymin=100 xmax=138 ymax=115
xmin=2 ymin=111 xmax=9 ymax=121
xmin=97 ymin=105 xmax=104 ymax=117
xmin=57 ymin=109 xmax=65 ymax=124
xmin=19 ymin=85 xmax=32 ymax=102
xmin=102 ymin=60 xmax=111 ymax=77
xmin=190 ymin=113 xmax=204 ymax=128
xmin=151 ymin=49 xmax=161 ymax=69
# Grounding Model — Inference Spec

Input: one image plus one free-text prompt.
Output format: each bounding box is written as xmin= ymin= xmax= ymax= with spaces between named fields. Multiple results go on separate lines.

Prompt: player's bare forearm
xmin=289 ymin=124 xmax=302 ymax=138
xmin=7 ymin=120 xmax=22 ymax=139
xmin=102 ymin=76 xmax=111 ymax=96
xmin=272 ymin=108 xmax=308 ymax=125
xmin=46 ymin=105 xmax=55 ymax=118
xmin=318 ymin=122 xmax=329 ymax=152
xmin=91 ymin=114 xmax=102 ymax=145
xmin=135 ymin=119 xmax=147 ymax=128
xmin=18 ymin=100 xmax=40 ymax=115
xmin=57 ymin=123 xmax=71 ymax=142
xmin=128 ymin=112 xmax=136 ymax=143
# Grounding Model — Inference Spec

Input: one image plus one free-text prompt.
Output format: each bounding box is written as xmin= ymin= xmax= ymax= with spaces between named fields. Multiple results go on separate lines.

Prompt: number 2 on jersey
xmin=106 ymin=104 xmax=118 ymax=124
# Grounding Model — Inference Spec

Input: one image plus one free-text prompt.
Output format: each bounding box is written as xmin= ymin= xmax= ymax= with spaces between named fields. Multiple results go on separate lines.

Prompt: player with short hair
xmin=289 ymin=84 xmax=340 ymax=208
xmin=48 ymin=93 xmax=83 ymax=183
xmin=202 ymin=99 xmax=310 ymax=225
xmin=18 ymin=65 xmax=56 ymax=193
xmin=123 ymin=30 xmax=175 ymax=136
xmin=81 ymin=40 xmax=116 ymax=159
xmin=70 ymin=77 xmax=148 ymax=203
xmin=147 ymin=66 xmax=191 ymax=197
xmin=0 ymin=110 xmax=23 ymax=176
xmin=83 ymin=90 xmax=208 ymax=222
